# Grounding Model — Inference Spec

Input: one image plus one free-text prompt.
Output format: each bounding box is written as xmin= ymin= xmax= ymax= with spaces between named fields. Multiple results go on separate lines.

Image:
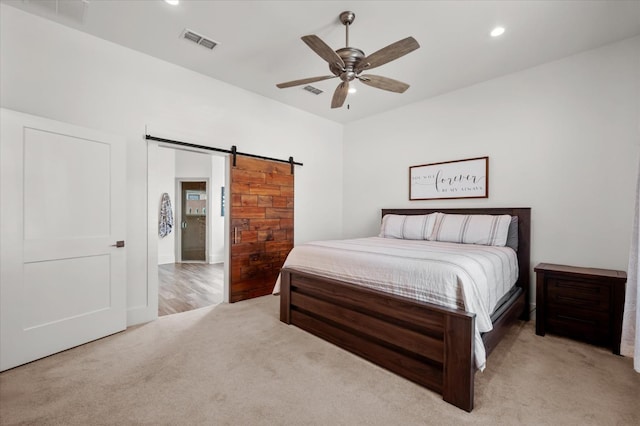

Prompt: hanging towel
xmin=159 ymin=192 xmax=174 ymax=238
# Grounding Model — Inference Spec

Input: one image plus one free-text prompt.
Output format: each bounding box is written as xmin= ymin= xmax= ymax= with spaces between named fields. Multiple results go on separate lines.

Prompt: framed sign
xmin=409 ymin=156 xmax=488 ymax=200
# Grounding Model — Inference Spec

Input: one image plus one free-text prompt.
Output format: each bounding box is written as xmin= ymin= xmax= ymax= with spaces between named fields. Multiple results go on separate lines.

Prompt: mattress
xmin=273 ymin=237 xmax=519 ymax=370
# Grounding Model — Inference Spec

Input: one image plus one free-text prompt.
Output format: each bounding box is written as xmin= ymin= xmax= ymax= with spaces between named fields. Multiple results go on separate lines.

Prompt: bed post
xmin=516 ymin=208 xmax=531 ymax=321
xmin=280 ymin=270 xmax=291 ymax=324
xmin=442 ymin=314 xmax=475 ymax=412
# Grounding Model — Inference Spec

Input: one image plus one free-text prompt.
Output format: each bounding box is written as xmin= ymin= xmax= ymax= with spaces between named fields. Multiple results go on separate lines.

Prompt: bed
xmin=278 ymin=207 xmax=531 ymax=412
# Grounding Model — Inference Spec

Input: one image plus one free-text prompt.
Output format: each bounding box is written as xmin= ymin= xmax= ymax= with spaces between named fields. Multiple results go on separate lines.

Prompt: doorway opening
xmin=155 ymin=146 xmax=227 ymax=317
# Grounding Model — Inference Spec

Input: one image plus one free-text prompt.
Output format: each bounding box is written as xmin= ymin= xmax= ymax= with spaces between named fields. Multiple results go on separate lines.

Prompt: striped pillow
xmin=379 ymin=214 xmax=437 ymax=240
xmin=429 ymin=213 xmax=512 ymax=246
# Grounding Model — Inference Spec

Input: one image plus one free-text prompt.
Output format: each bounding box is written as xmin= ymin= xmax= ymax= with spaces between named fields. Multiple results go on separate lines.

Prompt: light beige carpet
xmin=0 ymin=295 xmax=638 ymax=425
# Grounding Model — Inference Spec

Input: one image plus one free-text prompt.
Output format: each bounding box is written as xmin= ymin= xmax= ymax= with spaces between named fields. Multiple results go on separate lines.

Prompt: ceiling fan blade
xmin=276 ymin=75 xmax=336 ymax=89
xmin=331 ymin=82 xmax=349 ymax=109
xmin=357 ymin=36 xmax=420 ymax=72
xmin=358 ymin=75 xmax=410 ymax=93
xmin=301 ymin=35 xmax=345 ymax=69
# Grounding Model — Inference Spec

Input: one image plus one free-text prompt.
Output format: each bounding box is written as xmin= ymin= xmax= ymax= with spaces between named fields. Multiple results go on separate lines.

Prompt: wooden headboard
xmin=381 ymin=207 xmax=531 ymax=319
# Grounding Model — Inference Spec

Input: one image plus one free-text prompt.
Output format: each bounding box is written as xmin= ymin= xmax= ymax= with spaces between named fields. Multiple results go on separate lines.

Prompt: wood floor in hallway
xmin=158 ymin=263 xmax=224 ymax=317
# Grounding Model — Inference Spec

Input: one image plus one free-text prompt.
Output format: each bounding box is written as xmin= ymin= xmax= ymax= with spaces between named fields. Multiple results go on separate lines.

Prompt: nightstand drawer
xmin=546 ymin=305 xmax=610 ymax=344
xmin=546 ymin=278 xmax=610 ymax=312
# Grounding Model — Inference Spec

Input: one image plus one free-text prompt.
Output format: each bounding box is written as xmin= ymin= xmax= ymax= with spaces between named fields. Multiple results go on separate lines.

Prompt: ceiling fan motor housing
xmin=330 ymin=47 xmax=366 ymax=81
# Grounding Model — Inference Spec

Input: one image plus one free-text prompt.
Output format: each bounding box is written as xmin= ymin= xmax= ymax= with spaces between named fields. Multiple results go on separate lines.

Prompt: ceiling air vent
xmin=303 ymin=85 xmax=323 ymax=95
xmin=181 ymin=29 xmax=218 ymax=50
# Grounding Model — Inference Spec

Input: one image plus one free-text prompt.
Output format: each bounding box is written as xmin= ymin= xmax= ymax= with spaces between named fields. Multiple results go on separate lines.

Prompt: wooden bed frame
xmin=279 ymin=208 xmax=531 ymax=412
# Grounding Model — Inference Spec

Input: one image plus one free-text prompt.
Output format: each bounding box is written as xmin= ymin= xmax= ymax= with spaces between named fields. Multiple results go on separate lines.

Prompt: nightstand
xmin=535 ymin=263 xmax=626 ymax=354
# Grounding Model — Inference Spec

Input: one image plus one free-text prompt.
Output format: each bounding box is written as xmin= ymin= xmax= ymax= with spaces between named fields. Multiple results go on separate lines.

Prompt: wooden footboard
xmin=280 ymin=268 xmax=476 ymax=412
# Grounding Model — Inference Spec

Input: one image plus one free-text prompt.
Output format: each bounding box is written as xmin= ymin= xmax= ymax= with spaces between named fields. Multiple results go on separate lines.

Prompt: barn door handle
xmin=234 ymin=227 xmax=238 ymax=244
xmin=111 ymin=240 xmax=125 ymax=248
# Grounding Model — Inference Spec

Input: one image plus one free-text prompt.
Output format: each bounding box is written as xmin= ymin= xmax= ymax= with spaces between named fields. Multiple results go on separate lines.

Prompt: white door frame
xmin=146 ymin=142 xmax=230 ymax=317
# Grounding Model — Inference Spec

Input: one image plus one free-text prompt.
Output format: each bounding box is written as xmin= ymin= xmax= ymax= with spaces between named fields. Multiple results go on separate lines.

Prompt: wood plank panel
xmin=280 ymin=219 xmax=294 ymax=230
xmin=232 ymin=169 xmax=266 ymax=184
xmin=289 ymin=271 xmax=449 ymax=337
xmin=291 ymin=310 xmax=444 ymax=392
xmin=235 ymin=156 xmax=290 ymax=174
xmin=231 ymin=207 xmax=266 ymax=219
xmin=292 ymin=292 xmax=444 ymax=363
xmin=266 ymin=208 xmax=293 ymax=219
xmin=257 ymin=196 xmax=273 ymax=207
xmin=239 ymin=230 xmax=258 ymax=242
xmin=272 ymin=229 xmax=287 ymax=241
xmin=240 ymin=195 xmax=258 ymax=206
xmin=248 ymin=252 xmax=283 ymax=264
xmin=230 ymin=241 xmax=265 ymax=256
xmin=265 ymin=240 xmax=293 ymax=253
xmin=280 ymin=186 xmax=294 ymax=197
xmin=266 ymin=173 xmax=294 ymax=186
xmin=249 ymin=219 xmax=281 ymax=231
xmin=231 ymin=193 xmax=242 ymax=207
xmin=271 ymin=196 xmax=288 ymax=207
xmin=233 ymin=183 xmax=250 ymax=193
xmin=230 ymin=155 xmax=294 ymax=302
xmin=249 ymin=184 xmax=282 ymax=196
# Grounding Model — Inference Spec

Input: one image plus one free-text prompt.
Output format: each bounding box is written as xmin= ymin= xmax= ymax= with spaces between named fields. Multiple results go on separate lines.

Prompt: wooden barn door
xmin=229 ymin=156 xmax=294 ymax=302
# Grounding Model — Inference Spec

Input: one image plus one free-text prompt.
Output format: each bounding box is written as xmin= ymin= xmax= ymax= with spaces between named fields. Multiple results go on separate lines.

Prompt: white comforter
xmin=272 ymin=237 xmax=519 ymax=370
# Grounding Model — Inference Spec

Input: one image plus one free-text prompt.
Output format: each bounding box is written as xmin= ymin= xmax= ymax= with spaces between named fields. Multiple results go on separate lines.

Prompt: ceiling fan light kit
xmin=276 ymin=11 xmax=420 ymax=109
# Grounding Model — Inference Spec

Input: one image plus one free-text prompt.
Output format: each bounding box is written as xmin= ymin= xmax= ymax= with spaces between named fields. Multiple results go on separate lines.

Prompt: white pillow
xmin=429 ymin=213 xmax=512 ymax=246
xmin=379 ymin=214 xmax=437 ymax=240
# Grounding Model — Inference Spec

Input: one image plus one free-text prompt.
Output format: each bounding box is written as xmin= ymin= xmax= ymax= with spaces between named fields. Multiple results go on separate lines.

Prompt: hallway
xmin=158 ymin=263 xmax=224 ymax=316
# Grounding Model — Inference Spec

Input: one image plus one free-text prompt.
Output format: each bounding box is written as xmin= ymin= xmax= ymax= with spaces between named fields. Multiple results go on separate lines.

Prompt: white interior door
xmin=0 ymin=109 xmax=126 ymax=371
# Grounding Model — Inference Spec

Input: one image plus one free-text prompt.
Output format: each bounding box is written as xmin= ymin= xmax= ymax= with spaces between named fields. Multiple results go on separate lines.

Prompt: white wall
xmin=157 ymin=147 xmax=176 ymax=265
xmin=176 ymin=149 xmax=214 ymax=177
xmin=0 ymin=5 xmax=344 ymax=325
xmin=343 ymin=36 xmax=640 ymax=306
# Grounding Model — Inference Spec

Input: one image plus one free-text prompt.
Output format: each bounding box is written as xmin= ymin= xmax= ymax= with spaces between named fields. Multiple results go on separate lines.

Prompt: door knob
xmin=111 ymin=240 xmax=125 ymax=248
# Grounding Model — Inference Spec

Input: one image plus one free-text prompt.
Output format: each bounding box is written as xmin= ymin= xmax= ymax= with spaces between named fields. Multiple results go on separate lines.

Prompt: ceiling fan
xmin=276 ymin=11 xmax=420 ymax=109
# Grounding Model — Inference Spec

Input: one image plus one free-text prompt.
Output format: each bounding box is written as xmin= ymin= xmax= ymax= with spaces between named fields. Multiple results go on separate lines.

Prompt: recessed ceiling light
xmin=348 ymin=87 xmax=357 ymax=94
xmin=165 ymin=0 xmax=180 ymax=6
xmin=490 ymin=26 xmax=505 ymax=37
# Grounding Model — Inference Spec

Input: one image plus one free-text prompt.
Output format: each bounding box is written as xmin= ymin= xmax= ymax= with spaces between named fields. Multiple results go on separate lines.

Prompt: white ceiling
xmin=4 ymin=0 xmax=640 ymax=124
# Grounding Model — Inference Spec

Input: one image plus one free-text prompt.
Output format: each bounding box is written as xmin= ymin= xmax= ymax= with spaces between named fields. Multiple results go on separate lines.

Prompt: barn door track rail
xmin=145 ymin=134 xmax=303 ymax=174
